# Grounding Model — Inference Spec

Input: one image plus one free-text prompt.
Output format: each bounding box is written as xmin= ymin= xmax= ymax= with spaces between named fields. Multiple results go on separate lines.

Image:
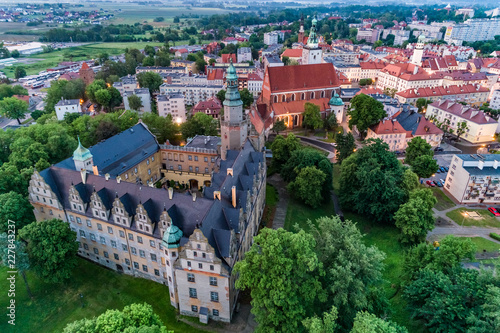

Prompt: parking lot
xmin=421 ymin=154 xmax=454 ymax=188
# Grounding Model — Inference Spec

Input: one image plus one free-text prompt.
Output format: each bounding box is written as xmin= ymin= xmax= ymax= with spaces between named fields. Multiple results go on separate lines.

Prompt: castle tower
xmin=79 ymin=62 xmax=95 ymax=85
xmin=162 ymin=224 xmax=183 ymax=308
xmin=301 ymin=16 xmax=322 ymax=65
xmin=328 ymin=92 xmax=345 ymax=124
xmin=298 ymin=13 xmax=305 ymax=44
xmin=221 ymin=59 xmax=248 ymax=160
xmin=410 ymin=35 xmax=425 ymax=66
xmin=73 ymin=137 xmax=93 ymax=172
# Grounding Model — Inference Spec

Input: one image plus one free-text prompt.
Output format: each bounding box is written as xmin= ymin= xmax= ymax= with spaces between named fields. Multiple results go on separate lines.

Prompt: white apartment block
xmin=123 ymin=88 xmax=152 ymax=114
xmin=160 ymin=84 xmax=223 ymax=106
xmin=113 ymin=76 xmax=138 ymax=95
xmin=490 ymin=90 xmax=500 ymax=110
xmin=157 ymin=94 xmax=186 ymax=123
xmin=444 ymin=18 xmax=500 ymax=45
xmin=264 ymin=32 xmax=279 ymax=45
xmin=237 ymin=47 xmax=252 ymax=63
xmin=55 ymin=99 xmax=82 ymax=120
xmin=426 ymin=100 xmax=497 ymax=143
xmin=444 ymin=154 xmax=500 ymax=204
xmin=247 ymin=74 xmax=263 ymax=97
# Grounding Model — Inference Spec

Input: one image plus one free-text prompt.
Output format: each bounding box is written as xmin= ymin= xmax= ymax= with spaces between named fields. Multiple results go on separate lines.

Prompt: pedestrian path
xmin=267 ymin=174 xmax=289 ymax=230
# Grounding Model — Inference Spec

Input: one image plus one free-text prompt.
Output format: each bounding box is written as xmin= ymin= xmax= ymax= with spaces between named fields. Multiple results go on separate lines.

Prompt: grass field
xmin=0 ymin=258 xmax=205 ymax=333
xmin=2 ymin=42 xmax=164 ymax=78
xmin=431 ymin=188 xmax=456 ymax=211
xmin=446 ymin=208 xmax=500 ymax=228
xmin=468 ymin=237 xmax=500 ymax=253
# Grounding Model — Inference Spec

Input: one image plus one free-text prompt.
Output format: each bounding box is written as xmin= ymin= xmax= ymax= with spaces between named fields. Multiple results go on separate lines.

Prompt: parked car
xmin=426 ymin=180 xmax=436 ymax=187
xmin=444 ymin=166 xmax=449 ymax=172
xmin=440 ymin=167 xmax=446 ymax=173
xmin=436 ymin=181 xmax=443 ymax=187
xmin=436 ymin=168 xmax=441 ymax=173
xmin=433 ymin=180 xmax=439 ymax=186
xmin=488 ymin=207 xmax=500 ymax=217
xmin=440 ymin=178 xmax=446 ymax=184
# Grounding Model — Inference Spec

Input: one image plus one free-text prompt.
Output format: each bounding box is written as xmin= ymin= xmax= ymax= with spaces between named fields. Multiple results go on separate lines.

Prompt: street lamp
xmin=461 ymin=212 xmax=469 ymax=227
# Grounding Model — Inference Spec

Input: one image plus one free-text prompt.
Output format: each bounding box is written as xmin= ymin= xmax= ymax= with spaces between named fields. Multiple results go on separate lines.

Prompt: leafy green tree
xmin=85 ymin=79 xmax=107 ymax=104
xmin=358 ymin=78 xmax=373 ymax=87
xmin=405 ymin=137 xmax=433 ymax=166
xmin=335 ymin=132 xmax=355 ymax=164
xmin=270 ymin=134 xmax=301 ymax=171
xmin=144 ymin=45 xmax=156 ymax=56
xmin=411 ymin=155 xmax=439 ymax=178
xmin=15 ymin=66 xmax=26 ymax=79
xmin=456 ymin=121 xmax=469 ymax=141
xmin=395 ymin=188 xmax=437 ymax=244
xmin=303 ymin=306 xmax=338 ymax=333
xmin=302 ymin=102 xmax=323 ymax=132
xmin=137 ymin=72 xmax=163 ymax=94
xmin=44 ymin=79 xmax=86 ymax=113
xmin=19 ymin=219 xmax=78 ymax=283
xmin=141 ymin=112 xmax=177 ymax=144
xmin=272 ymin=119 xmax=287 ymax=134
xmin=98 ymin=52 xmax=109 ymax=65
xmin=180 ymin=112 xmax=218 ymax=140
xmin=324 ymin=113 xmax=338 ymax=131
xmin=467 ymin=286 xmax=500 ymax=333
xmin=415 ymin=98 xmax=430 ymax=112
xmin=94 ymin=120 xmax=120 ymax=142
xmin=347 ymin=94 xmax=387 ymax=138
xmin=0 ymin=97 xmax=29 ymax=124
xmin=0 ymin=191 xmax=35 ymax=234
xmin=288 ymin=166 xmax=326 ymax=208
xmin=339 ymin=139 xmax=405 ymax=223
xmin=310 ymin=216 xmax=388 ymax=330
xmin=401 ymin=169 xmax=419 ymax=198
xmin=0 ymin=162 xmax=31 ymax=196
xmin=195 ymin=58 xmax=207 ymax=73
xmin=239 ymin=88 xmax=254 ymax=108
xmin=95 ymin=89 xmax=112 ymax=111
xmin=11 ymin=49 xmax=20 ymax=58
xmin=351 ymin=312 xmax=408 ymax=333
xmin=234 ymin=228 xmax=326 ymax=333
xmin=216 ymin=89 xmax=225 ymax=103
xmin=0 ymin=233 xmax=33 ymax=298
xmin=128 ymin=94 xmax=143 ymax=111
xmin=0 ymin=84 xmax=28 ymax=100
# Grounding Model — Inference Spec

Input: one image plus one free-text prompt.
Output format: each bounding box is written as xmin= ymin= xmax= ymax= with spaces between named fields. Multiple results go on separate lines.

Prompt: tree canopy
xmin=0 ymin=191 xmax=35 ymax=234
xmin=0 ymin=97 xmax=29 ymax=124
xmin=180 ymin=112 xmax=218 ymax=140
xmin=411 ymin=155 xmax=439 ymax=178
xmin=405 ymin=137 xmax=433 ymax=166
xmin=347 ymin=94 xmax=387 ymax=138
xmin=302 ymin=102 xmax=323 ymax=131
xmin=270 ymin=134 xmax=301 ymax=171
xmin=288 ymin=166 xmax=326 ymax=208
xmin=137 ymin=72 xmax=163 ymax=93
xmin=335 ymin=132 xmax=355 ymax=164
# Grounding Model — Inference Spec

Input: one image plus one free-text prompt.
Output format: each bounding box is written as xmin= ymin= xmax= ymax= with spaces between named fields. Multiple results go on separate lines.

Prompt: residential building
xmin=356 ymin=29 xmax=381 ymax=44
xmin=160 ymin=83 xmax=223 ymax=106
xmin=156 ymin=94 xmax=186 ymax=123
xmin=444 ymin=154 xmax=500 ymax=204
xmin=421 ymin=55 xmax=458 ymax=73
xmin=456 ymin=8 xmax=475 ymax=19
xmin=55 ymin=98 xmax=81 ymax=120
xmin=191 ymin=96 xmax=222 ymax=119
xmin=426 ymin=100 xmax=497 ymax=143
xmin=247 ymin=73 xmax=263 ymax=97
xmin=264 ymin=32 xmax=279 ymax=45
xmin=237 ymin=47 xmax=252 ymax=63
xmin=444 ymin=18 xmax=500 ymax=45
xmin=113 ymin=76 xmax=138 ymax=95
xmin=490 ymin=90 xmax=500 ymax=110
xmin=262 ymin=55 xmax=283 ymax=70
xmin=28 ymin=65 xmax=266 ymax=324
xmin=395 ymin=84 xmax=490 ymax=106
xmin=175 ymin=49 xmax=189 ymax=59
xmin=123 ymin=88 xmax=151 ymax=114
xmin=220 ymin=54 xmax=236 ymax=64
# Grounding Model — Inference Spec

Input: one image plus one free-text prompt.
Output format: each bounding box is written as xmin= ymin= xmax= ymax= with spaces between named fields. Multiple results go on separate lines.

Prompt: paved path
xmin=267 ymin=174 xmax=289 ymax=230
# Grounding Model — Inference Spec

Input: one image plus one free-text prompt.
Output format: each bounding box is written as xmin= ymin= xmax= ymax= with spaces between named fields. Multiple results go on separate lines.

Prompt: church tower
xmin=298 ymin=14 xmax=305 ymax=44
xmin=301 ymin=16 xmax=322 ymax=65
xmin=221 ymin=59 xmax=248 ymax=160
xmin=410 ymin=35 xmax=425 ymax=66
xmin=73 ymin=137 xmax=93 ymax=172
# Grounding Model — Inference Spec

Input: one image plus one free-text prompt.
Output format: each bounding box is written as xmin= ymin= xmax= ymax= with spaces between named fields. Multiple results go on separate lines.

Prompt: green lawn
xmin=431 ymin=188 xmax=456 ymax=211
xmin=0 ymin=258 xmax=205 ymax=333
xmin=284 ymin=196 xmax=336 ymax=232
xmin=266 ymin=183 xmax=278 ymax=207
xmin=446 ymin=208 xmax=500 ymax=228
xmin=468 ymin=237 xmax=500 ymax=253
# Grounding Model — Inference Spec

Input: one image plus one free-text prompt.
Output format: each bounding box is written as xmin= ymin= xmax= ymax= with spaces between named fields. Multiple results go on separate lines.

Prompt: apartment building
xmin=123 ymin=88 xmax=152 ymax=114
xmin=55 ymin=99 xmax=81 ymax=120
xmin=156 ymin=94 xmax=186 ymax=122
xmin=160 ymin=83 xmax=223 ymax=106
xmin=264 ymin=32 xmax=279 ymax=45
xmin=444 ymin=18 xmax=500 ymax=45
xmin=395 ymin=84 xmax=490 ymax=106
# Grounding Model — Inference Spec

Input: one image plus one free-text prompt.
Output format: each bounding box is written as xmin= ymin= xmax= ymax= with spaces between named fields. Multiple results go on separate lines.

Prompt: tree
xmin=137 ymin=72 xmax=163 ymax=93
xmin=401 ymin=169 xmax=419 ymax=198
xmin=85 ymin=79 xmax=107 ymax=103
xmin=97 ymin=52 xmax=109 ymax=65
xmin=95 ymin=89 xmax=111 ymax=111
xmin=216 ymin=89 xmax=226 ymax=103
xmin=324 ymin=113 xmax=338 ymax=131
xmin=347 ymin=94 xmax=387 ymax=138
xmin=335 ymin=132 xmax=355 ymax=164
xmin=288 ymin=166 xmax=326 ymax=208
xmin=415 ymin=98 xmax=430 ymax=112
xmin=180 ymin=112 xmax=218 ymax=140
xmin=195 ymin=58 xmax=207 ymax=73
xmin=19 ymin=219 xmax=78 ymax=283
xmin=303 ymin=307 xmax=338 ymax=333
xmin=359 ymin=78 xmax=373 ymax=86
xmin=270 ymin=134 xmax=301 ymax=171
xmin=95 ymin=120 xmax=120 ymax=142
xmin=141 ymin=112 xmax=176 ymax=144
xmin=234 ymin=228 xmax=326 ymax=333
xmin=395 ymin=188 xmax=437 ymax=244
xmin=351 ymin=312 xmax=408 ymax=333
xmin=339 ymin=139 xmax=406 ymax=223
xmin=45 ymin=79 xmax=86 ymax=113
xmin=128 ymin=94 xmax=143 ymax=111
xmin=309 ymin=216 xmax=388 ymax=330
xmin=239 ymin=88 xmax=254 ymax=108
xmin=11 ymin=49 xmax=20 ymax=58
xmin=456 ymin=121 xmax=469 ymax=141
xmin=411 ymin=155 xmax=439 ymax=178
xmin=0 ymin=96 xmax=29 ymax=124
xmin=302 ymin=102 xmax=323 ymax=132
xmin=272 ymin=119 xmax=287 ymax=134
xmin=0 ymin=233 xmax=33 ymax=298
xmin=405 ymin=136 xmax=433 ymax=166
xmin=15 ymin=67 xmax=26 ymax=79
xmin=0 ymin=191 xmax=35 ymax=234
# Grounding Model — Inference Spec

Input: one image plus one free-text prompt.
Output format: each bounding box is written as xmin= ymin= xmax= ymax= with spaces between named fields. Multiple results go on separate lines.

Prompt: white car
xmin=440 ymin=179 xmax=445 ymax=184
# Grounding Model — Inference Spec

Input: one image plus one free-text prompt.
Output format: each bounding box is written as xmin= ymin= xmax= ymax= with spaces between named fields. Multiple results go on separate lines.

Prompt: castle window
xmin=100 ymin=237 xmax=106 ymax=245
xmin=151 ymin=254 xmax=157 ymax=262
xmin=146 ymin=159 xmax=150 ymax=165
xmin=198 ymin=263 xmax=203 ymax=269
xmin=125 ymin=258 xmax=130 ymax=266
xmin=114 ymin=253 xmax=119 ymax=260
xmin=301 ymin=93 xmax=305 ymax=100
xmin=210 ymin=277 xmax=217 ymax=286
xmin=311 ymin=92 xmax=315 ymax=99
xmin=107 ymin=226 xmax=113 ymax=234
xmin=213 ymin=309 xmax=219 ymax=317
xmin=210 ymin=292 xmax=219 ymax=302
xmin=90 ymin=233 xmax=96 ymax=241
xmin=111 ymin=240 xmax=117 ymax=248
xmin=273 ymin=95 xmax=278 ymax=103
xmin=104 ymin=251 xmax=109 ymax=258
xmin=137 ymin=236 xmax=143 ymax=244
xmin=134 ymin=262 xmax=139 ymax=269
xmin=281 ymin=95 xmax=286 ymax=102
xmin=139 ymin=250 xmax=145 ymax=258
xmin=131 ymin=247 xmax=137 ymax=255
xmin=194 ymin=251 xmax=197 ymax=257
xmin=187 ymin=273 xmax=195 ymax=282
xmin=97 ymin=223 xmax=102 ymax=231
xmin=80 ymin=230 xmax=86 ymax=238
xmin=93 ymin=248 xmax=99 ymax=255
xmin=210 ymin=265 xmax=214 ymax=271
xmin=150 ymin=240 xmax=155 ymax=248
xmin=187 ymin=261 xmax=191 ymax=267
xmin=69 ymin=215 xmax=75 ymax=222
xmin=189 ymin=288 xmax=197 ymax=298
xmin=128 ymin=233 xmax=134 ymax=241
xmin=119 ymin=230 xmax=125 ymax=238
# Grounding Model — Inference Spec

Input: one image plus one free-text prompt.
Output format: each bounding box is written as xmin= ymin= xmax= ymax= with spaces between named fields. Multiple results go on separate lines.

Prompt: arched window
xmin=291 ymin=94 xmax=295 ymax=101
xmin=273 ymin=95 xmax=278 ymax=103
xmin=282 ymin=95 xmax=286 ymax=102
xmin=321 ymin=91 xmax=325 ymax=98
xmin=301 ymin=93 xmax=305 ymax=100
xmin=311 ymin=92 xmax=315 ymax=99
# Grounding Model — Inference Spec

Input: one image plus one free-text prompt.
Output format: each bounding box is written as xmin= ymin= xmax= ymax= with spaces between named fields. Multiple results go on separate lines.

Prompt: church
xmin=28 ymin=61 xmax=266 ymax=324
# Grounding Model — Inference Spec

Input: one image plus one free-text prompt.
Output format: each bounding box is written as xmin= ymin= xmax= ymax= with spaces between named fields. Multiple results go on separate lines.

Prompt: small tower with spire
xmin=411 ymin=34 xmax=425 ymax=66
xmin=298 ymin=13 xmax=305 ymax=44
xmin=220 ymin=58 xmax=248 ymax=160
xmin=301 ymin=16 xmax=322 ymax=65
xmin=73 ymin=137 xmax=93 ymax=172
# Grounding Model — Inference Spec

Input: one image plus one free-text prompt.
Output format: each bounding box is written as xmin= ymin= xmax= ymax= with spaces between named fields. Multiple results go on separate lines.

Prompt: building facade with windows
xmin=156 ymin=93 xmax=186 ymax=122
xmin=28 ymin=64 xmax=266 ymax=324
xmin=444 ymin=154 xmax=500 ymax=204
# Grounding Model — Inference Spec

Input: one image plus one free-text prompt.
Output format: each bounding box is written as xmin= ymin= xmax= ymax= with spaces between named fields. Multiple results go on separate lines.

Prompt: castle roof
xmin=265 ymin=63 xmax=340 ymax=93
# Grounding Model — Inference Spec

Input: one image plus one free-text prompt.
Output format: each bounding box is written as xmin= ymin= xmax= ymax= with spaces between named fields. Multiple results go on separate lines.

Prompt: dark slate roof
xmin=55 ymin=123 xmax=159 ymax=177
xmin=394 ymin=110 xmax=422 ymax=136
xmin=185 ymin=135 xmax=221 ymax=150
xmin=56 ymin=99 xmax=80 ymax=106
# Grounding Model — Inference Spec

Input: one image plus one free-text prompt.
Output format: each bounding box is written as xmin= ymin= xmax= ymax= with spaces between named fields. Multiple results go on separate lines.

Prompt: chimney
xmin=192 ymin=192 xmax=197 ymax=202
xmin=232 ymin=186 xmax=237 ymax=208
xmin=105 ymin=173 xmax=110 ymax=181
xmin=116 ymin=176 xmax=121 ymax=183
xmin=80 ymin=169 xmax=87 ymax=184
xmin=168 ymin=187 xmax=173 ymax=200
xmin=214 ymin=191 xmax=221 ymax=200
xmin=92 ymin=165 xmax=99 ymax=176
xmin=227 ymin=168 xmax=233 ymax=177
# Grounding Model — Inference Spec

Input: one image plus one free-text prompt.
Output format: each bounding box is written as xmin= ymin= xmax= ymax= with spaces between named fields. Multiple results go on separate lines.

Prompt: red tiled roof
xmin=359 ymin=60 xmax=386 ymax=70
xmin=281 ymin=48 xmax=303 ymax=58
xmin=265 ymin=63 xmax=340 ymax=93
xmin=355 ymin=87 xmax=384 ymax=96
xmin=177 ymin=48 xmax=188 ymax=53
xmin=60 ymin=72 xmax=80 ymax=81
xmin=248 ymin=73 xmax=262 ymax=81
xmin=221 ymin=54 xmax=236 ymax=64
xmin=370 ymin=119 xmax=412 ymax=137
xmin=429 ymin=100 xmax=496 ymax=125
xmin=207 ymin=68 xmax=224 ymax=81
xmin=80 ymin=62 xmax=89 ymax=70
xmin=396 ymin=84 xmax=489 ymax=99
xmin=271 ymin=98 xmax=331 ymax=115
xmin=192 ymin=96 xmax=222 ymax=112
xmin=13 ymin=94 xmax=29 ymax=103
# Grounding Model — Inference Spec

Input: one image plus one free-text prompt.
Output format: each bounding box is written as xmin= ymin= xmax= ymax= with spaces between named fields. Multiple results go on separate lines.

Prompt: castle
xmin=28 ymin=61 xmax=266 ymax=324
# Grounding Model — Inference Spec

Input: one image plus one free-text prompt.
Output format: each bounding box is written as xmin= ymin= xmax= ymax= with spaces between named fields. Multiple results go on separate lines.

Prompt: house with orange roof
xmin=280 ymin=48 xmax=303 ymax=63
xmin=395 ymin=84 xmax=490 ymax=106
